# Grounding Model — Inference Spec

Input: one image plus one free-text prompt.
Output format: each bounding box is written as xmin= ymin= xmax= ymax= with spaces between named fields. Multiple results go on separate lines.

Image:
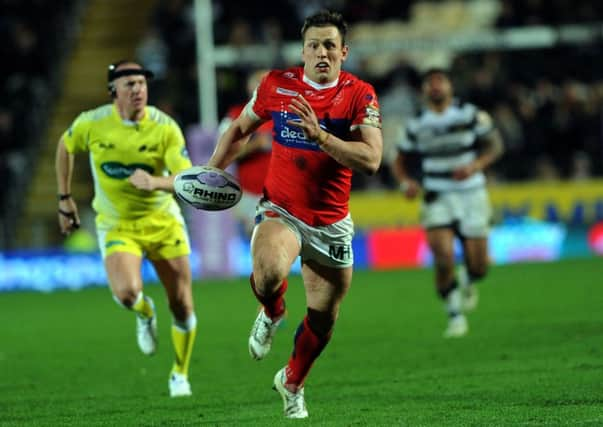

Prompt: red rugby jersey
xmin=223 ymin=104 xmax=272 ymax=195
xmin=249 ymin=67 xmax=381 ymax=226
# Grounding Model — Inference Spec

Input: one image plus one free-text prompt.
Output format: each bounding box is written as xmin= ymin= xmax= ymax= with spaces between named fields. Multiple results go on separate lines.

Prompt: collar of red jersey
xmin=302 ymin=73 xmax=339 ymax=90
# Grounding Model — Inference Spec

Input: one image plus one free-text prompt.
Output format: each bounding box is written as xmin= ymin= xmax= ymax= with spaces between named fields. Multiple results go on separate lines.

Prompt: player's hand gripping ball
xmin=174 ymin=166 xmax=242 ymax=211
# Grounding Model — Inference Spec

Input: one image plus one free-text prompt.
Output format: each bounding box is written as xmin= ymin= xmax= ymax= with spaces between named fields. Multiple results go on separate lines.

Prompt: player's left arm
xmin=453 ymin=110 xmax=504 ymax=180
xmin=129 ymin=169 xmax=175 ymax=192
xmin=287 ymin=95 xmax=383 ymax=175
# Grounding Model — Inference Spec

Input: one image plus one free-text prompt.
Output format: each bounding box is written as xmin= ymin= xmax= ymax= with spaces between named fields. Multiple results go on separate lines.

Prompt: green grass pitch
xmin=0 ymin=258 xmax=602 ymax=426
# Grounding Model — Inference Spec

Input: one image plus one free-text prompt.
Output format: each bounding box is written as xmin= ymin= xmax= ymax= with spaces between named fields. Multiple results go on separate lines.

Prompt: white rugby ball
xmin=174 ymin=165 xmax=242 ymax=211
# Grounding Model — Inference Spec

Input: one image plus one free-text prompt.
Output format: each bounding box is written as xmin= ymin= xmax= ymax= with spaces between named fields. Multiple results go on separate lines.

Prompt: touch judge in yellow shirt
xmin=55 ymin=60 xmax=196 ymax=398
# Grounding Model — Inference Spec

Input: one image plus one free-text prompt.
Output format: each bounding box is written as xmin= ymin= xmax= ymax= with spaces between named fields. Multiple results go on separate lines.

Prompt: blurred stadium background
xmin=1 ymin=0 xmax=601 ymax=290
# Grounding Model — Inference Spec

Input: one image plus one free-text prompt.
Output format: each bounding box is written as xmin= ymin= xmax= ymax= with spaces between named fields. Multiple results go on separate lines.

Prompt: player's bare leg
xmin=427 ymin=228 xmax=467 ymax=337
xmin=105 ymin=252 xmax=158 ymax=354
xmin=273 ymin=260 xmax=352 ymax=419
xmin=248 ymin=220 xmax=299 ymax=360
xmin=152 ymin=255 xmax=196 ymax=397
xmin=460 ymin=238 xmax=489 ymax=312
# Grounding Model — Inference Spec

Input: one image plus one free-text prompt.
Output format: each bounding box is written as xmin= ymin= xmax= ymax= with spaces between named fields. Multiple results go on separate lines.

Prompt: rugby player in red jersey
xmin=207 ymin=10 xmax=383 ymax=418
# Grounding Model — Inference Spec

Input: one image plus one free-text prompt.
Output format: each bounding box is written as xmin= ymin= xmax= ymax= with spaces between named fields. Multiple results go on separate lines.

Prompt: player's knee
xmin=434 ymin=255 xmax=455 ymax=276
xmin=167 ymin=287 xmax=194 ymax=320
xmin=170 ymin=301 xmax=194 ymax=323
xmin=112 ymin=290 xmax=139 ymax=308
xmin=253 ymin=266 xmax=287 ymax=296
xmin=432 ymin=245 xmax=454 ymax=263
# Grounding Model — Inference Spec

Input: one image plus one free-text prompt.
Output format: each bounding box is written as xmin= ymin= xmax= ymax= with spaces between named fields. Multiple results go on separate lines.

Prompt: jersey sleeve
xmin=350 ymin=81 xmax=382 ymax=130
xmin=62 ymin=112 xmax=92 ymax=153
xmin=397 ymin=124 xmax=417 ymax=153
xmin=475 ymin=110 xmax=495 ymax=137
xmin=245 ymin=72 xmax=273 ymax=121
xmin=164 ymin=120 xmax=192 ymax=174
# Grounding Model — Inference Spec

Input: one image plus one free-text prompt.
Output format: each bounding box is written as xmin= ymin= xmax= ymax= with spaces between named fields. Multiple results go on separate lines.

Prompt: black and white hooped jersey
xmin=397 ymin=100 xmax=494 ymax=192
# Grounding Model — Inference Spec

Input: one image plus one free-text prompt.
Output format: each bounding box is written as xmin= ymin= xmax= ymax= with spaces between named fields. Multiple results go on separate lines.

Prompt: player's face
xmin=114 ymin=71 xmax=148 ymax=115
xmin=302 ymin=25 xmax=348 ymax=84
xmin=423 ymin=73 xmax=452 ymax=105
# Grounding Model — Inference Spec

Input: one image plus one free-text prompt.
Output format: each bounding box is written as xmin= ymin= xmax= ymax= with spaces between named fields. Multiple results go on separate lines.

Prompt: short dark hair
xmin=422 ymin=67 xmax=450 ymax=82
xmin=301 ymin=10 xmax=348 ymax=46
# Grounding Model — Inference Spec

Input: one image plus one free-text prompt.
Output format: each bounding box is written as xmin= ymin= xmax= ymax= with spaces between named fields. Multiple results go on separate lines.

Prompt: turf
xmin=0 ymin=258 xmax=602 ymax=426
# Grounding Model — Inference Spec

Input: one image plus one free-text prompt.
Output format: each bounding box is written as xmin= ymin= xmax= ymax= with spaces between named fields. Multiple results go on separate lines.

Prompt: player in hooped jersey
xmin=391 ymin=69 xmax=504 ymax=338
xmin=207 ymin=10 xmax=383 ymax=418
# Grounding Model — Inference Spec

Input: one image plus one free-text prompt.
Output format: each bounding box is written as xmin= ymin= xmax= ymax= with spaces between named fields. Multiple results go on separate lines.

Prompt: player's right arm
xmin=55 ymin=136 xmax=81 ymax=234
xmin=391 ymin=125 xmax=420 ymax=199
xmin=208 ymin=108 xmax=264 ymax=169
xmin=391 ymin=150 xmax=420 ymax=199
xmin=56 ymin=112 xmax=91 ymax=234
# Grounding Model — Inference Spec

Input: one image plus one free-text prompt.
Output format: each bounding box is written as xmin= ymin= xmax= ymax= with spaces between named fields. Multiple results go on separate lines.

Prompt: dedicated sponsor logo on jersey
xmin=272 ymin=112 xmax=351 ymax=151
xmin=276 ymin=87 xmax=299 ymax=96
xmin=283 ymin=72 xmax=296 ymax=79
xmin=272 ymin=112 xmax=320 ymax=151
xmin=101 ymin=162 xmax=154 ymax=179
xmin=279 ymin=125 xmax=318 ymax=148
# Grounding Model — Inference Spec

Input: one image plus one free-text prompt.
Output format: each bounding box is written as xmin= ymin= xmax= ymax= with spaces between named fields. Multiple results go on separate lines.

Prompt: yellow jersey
xmin=63 ymin=104 xmax=192 ymax=221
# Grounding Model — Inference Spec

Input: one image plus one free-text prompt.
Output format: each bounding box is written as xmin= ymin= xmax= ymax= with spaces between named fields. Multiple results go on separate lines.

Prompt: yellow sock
xmin=171 ymin=314 xmax=197 ymax=376
xmin=132 ymin=293 xmax=154 ymax=319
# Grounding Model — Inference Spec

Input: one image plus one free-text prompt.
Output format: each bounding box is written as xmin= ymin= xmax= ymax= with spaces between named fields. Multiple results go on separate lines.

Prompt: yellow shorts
xmin=96 ymin=211 xmax=191 ymax=260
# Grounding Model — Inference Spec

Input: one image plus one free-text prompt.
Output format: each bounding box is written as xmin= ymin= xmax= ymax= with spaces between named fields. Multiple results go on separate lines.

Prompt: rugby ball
xmin=174 ymin=165 xmax=242 ymax=211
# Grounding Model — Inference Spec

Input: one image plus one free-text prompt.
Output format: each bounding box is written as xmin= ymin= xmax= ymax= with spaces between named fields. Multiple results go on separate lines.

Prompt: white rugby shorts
xmin=233 ymin=190 xmax=263 ymax=233
xmin=421 ymin=187 xmax=491 ymax=238
xmin=254 ymin=199 xmax=354 ymax=268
